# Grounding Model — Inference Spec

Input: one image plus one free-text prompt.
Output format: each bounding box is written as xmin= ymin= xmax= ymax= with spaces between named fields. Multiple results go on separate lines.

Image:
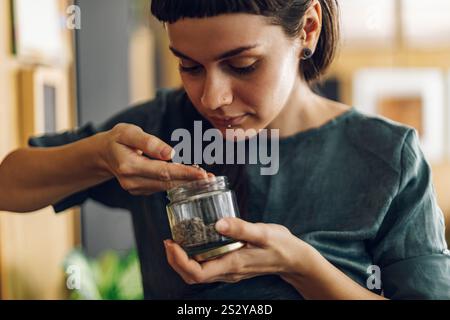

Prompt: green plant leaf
xmin=63 ymin=248 xmax=144 ymax=300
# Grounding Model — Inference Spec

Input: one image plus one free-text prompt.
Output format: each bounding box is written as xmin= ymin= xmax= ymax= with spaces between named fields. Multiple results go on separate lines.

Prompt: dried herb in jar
xmin=171 ymin=217 xmax=221 ymax=247
xmin=166 ymin=176 xmax=244 ymax=261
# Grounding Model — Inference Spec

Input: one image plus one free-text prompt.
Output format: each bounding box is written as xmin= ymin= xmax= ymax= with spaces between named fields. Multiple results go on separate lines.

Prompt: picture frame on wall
xmin=339 ymin=0 xmax=396 ymax=49
xmin=18 ymin=66 xmax=71 ymax=145
xmin=10 ymin=0 xmax=66 ymax=64
xmin=353 ymin=68 xmax=446 ymax=162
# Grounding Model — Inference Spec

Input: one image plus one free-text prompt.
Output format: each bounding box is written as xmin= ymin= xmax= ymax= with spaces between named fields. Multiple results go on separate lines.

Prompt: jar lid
xmin=193 ymin=241 xmax=245 ymax=262
xmin=167 ymin=176 xmax=229 ymax=203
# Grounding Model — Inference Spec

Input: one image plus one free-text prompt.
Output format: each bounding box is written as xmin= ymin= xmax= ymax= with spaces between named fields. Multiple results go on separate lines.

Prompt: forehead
xmin=167 ymin=14 xmax=285 ymax=58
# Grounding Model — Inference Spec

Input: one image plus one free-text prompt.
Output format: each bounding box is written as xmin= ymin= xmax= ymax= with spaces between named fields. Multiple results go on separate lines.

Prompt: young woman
xmin=1 ymin=0 xmax=449 ymax=299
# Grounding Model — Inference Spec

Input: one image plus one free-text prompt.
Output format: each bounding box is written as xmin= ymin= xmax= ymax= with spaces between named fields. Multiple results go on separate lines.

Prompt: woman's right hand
xmin=98 ymin=123 xmax=209 ymax=196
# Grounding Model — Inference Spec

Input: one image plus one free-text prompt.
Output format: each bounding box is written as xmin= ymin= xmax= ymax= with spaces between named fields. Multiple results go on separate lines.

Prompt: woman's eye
xmin=178 ymin=62 xmax=258 ymax=76
xmin=178 ymin=64 xmax=202 ymax=74
xmin=229 ymin=63 xmax=258 ymax=75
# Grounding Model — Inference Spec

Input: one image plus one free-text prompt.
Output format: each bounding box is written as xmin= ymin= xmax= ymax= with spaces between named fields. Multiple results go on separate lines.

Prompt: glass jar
xmin=166 ymin=176 xmax=245 ymax=262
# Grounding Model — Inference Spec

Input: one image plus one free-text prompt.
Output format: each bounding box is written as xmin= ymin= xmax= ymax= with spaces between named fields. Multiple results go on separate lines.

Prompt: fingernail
xmin=215 ymin=219 xmax=229 ymax=233
xmin=161 ymin=146 xmax=175 ymax=159
xmin=192 ymin=165 xmax=207 ymax=178
xmin=192 ymin=164 xmax=205 ymax=172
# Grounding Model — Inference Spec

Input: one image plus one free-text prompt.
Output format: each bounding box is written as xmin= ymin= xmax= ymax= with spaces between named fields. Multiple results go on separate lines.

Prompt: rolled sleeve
xmin=27 ymin=92 xmax=168 ymax=213
xmin=28 ymin=122 xmax=98 ymax=148
xmin=369 ymin=129 xmax=450 ymax=299
xmin=381 ymin=253 xmax=450 ymax=299
xmin=28 ymin=123 xmax=99 ymax=213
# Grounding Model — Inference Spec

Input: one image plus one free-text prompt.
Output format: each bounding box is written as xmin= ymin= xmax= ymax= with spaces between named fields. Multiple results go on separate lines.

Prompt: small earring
xmin=302 ymin=48 xmax=313 ymax=60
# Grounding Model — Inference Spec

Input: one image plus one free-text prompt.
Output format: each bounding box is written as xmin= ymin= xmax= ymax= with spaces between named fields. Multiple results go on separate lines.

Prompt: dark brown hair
xmin=151 ymin=0 xmax=340 ymax=84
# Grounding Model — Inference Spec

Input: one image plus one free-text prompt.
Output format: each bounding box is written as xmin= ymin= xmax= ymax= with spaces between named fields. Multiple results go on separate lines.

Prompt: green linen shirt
xmin=29 ymin=88 xmax=450 ymax=300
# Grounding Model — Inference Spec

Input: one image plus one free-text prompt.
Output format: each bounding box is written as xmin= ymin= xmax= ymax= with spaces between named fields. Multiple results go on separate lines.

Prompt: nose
xmin=200 ymin=72 xmax=233 ymax=110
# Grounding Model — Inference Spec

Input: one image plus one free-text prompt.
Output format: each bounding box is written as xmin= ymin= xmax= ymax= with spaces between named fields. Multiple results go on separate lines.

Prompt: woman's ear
xmin=300 ymin=0 xmax=323 ymax=55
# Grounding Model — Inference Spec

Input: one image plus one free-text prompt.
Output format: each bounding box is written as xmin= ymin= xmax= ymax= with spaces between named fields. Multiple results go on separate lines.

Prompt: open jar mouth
xmin=167 ymin=176 xmax=228 ymax=203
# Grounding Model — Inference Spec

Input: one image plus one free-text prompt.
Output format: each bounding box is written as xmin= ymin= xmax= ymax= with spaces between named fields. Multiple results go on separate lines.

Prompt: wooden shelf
xmin=0 ymin=0 xmax=79 ymax=300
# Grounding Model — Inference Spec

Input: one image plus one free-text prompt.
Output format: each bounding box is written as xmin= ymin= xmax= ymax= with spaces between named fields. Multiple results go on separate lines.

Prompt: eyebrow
xmin=168 ymin=44 xmax=260 ymax=63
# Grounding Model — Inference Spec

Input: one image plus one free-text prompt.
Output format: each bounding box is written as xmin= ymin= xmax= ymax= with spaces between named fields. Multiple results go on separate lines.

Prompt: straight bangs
xmin=151 ymin=0 xmax=290 ymax=23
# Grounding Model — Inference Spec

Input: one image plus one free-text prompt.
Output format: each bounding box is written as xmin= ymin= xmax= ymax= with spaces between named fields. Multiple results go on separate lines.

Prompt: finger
xmin=215 ymin=218 xmax=269 ymax=247
xmin=133 ymin=159 xmax=209 ymax=181
xmin=121 ymin=178 xmax=200 ymax=195
xmin=187 ymin=247 xmax=265 ymax=283
xmin=192 ymin=251 xmax=245 ymax=282
xmin=166 ymin=240 xmax=254 ymax=284
xmin=164 ymin=240 xmax=205 ymax=284
xmin=116 ymin=124 xmax=174 ymax=160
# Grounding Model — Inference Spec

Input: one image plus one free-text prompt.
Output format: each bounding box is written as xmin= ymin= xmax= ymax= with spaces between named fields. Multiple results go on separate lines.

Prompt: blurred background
xmin=0 ymin=0 xmax=449 ymax=299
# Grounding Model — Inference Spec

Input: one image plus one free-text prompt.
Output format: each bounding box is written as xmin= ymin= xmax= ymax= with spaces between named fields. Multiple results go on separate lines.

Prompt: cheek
xmin=241 ymin=63 xmax=293 ymax=118
xmin=265 ymin=60 xmax=298 ymax=110
xmin=180 ymin=76 xmax=205 ymax=109
xmin=181 ymin=76 xmax=199 ymax=98
xmin=268 ymin=58 xmax=297 ymax=98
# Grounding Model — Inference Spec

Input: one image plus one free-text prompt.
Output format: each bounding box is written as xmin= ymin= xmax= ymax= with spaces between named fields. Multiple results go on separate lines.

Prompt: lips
xmin=210 ymin=114 xmax=249 ymax=127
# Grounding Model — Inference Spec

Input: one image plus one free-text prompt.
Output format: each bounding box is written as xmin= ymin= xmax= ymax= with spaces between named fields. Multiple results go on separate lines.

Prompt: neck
xmin=267 ymin=79 xmax=320 ymax=138
xmin=267 ymin=78 xmax=351 ymax=138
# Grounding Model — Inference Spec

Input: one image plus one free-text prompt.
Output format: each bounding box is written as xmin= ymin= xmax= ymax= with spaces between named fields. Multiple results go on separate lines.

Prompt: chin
xmin=221 ymin=125 xmax=261 ymax=142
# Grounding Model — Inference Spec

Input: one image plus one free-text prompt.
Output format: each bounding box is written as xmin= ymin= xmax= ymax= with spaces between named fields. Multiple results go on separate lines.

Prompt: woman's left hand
xmin=163 ymin=217 xmax=308 ymax=284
